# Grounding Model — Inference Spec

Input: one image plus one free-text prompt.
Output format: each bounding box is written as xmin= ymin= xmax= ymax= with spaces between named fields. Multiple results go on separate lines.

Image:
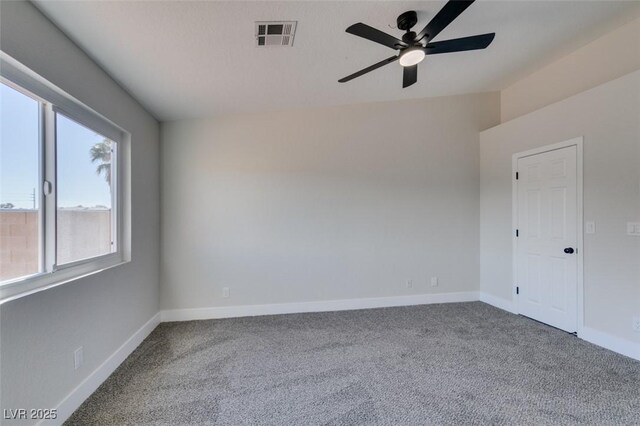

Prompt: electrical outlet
xmin=74 ymin=347 xmax=83 ymax=370
xmin=430 ymin=276 xmax=438 ymax=287
xmin=406 ymin=280 xmax=413 ymax=289
xmin=633 ymin=315 xmax=640 ymax=333
xmin=627 ymin=223 xmax=640 ymax=236
xmin=222 ymin=287 xmax=230 ymax=298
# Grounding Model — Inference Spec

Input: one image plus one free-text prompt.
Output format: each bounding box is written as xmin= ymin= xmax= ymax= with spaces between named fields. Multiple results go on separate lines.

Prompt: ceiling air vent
xmin=255 ymin=21 xmax=297 ymax=47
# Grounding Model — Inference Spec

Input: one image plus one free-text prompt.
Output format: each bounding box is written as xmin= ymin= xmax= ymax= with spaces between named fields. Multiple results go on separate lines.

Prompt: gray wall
xmin=161 ymin=93 xmax=500 ymax=310
xmin=0 ymin=0 xmax=160 ymax=420
xmin=480 ymin=71 xmax=640 ymax=343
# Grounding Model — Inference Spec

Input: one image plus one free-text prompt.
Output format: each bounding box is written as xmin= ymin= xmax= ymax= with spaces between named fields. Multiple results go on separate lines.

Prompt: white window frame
xmin=0 ymin=53 xmax=131 ymax=302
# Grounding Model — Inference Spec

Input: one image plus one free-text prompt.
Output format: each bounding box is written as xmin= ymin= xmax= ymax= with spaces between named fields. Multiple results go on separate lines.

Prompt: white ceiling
xmin=33 ymin=0 xmax=640 ymax=121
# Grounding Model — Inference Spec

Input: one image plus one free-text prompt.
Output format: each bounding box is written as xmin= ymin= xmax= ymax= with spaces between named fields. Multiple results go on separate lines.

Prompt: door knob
xmin=564 ymin=247 xmax=575 ymax=254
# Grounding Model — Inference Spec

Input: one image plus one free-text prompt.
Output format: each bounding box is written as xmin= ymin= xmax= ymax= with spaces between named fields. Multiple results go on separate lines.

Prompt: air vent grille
xmin=255 ymin=21 xmax=297 ymax=47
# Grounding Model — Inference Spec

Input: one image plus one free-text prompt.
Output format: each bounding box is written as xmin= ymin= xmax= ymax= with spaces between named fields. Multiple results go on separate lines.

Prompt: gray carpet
xmin=66 ymin=302 xmax=640 ymax=425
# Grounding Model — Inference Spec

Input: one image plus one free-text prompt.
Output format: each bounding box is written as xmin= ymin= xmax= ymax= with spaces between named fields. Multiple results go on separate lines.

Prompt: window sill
xmin=0 ymin=254 xmax=129 ymax=304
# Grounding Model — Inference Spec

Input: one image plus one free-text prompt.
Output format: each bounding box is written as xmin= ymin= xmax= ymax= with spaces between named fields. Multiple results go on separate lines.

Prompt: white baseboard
xmin=41 ymin=293 xmax=639 ymax=426
xmin=579 ymin=326 xmax=640 ymax=361
xmin=161 ymin=291 xmax=480 ymax=322
xmin=479 ymin=292 xmax=517 ymax=314
xmin=479 ymin=292 xmax=640 ymax=362
xmin=45 ymin=313 xmax=161 ymax=425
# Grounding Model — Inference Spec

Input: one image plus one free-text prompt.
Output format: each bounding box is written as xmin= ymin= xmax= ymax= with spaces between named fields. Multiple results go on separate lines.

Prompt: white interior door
xmin=516 ymin=145 xmax=578 ymax=332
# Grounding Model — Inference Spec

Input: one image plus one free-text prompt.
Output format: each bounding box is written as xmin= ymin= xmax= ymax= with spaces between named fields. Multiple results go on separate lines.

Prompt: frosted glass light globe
xmin=399 ymin=48 xmax=425 ymax=67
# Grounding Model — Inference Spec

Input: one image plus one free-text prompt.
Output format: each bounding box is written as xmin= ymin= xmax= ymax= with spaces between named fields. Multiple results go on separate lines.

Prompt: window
xmin=0 ymin=54 xmax=128 ymax=299
xmin=0 ymin=83 xmax=42 ymax=281
xmin=56 ymin=114 xmax=116 ymax=265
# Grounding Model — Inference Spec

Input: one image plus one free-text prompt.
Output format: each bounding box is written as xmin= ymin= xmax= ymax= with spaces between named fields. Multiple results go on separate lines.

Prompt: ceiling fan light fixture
xmin=339 ymin=1 xmax=495 ymax=87
xmin=399 ymin=47 xmax=426 ymax=67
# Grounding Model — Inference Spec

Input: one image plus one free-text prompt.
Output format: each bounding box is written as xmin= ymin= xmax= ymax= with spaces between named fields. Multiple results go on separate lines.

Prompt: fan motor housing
xmin=402 ymin=31 xmax=417 ymax=44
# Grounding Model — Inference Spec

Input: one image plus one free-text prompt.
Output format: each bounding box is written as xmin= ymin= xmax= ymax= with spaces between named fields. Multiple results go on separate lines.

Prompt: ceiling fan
xmin=338 ymin=0 xmax=495 ymax=88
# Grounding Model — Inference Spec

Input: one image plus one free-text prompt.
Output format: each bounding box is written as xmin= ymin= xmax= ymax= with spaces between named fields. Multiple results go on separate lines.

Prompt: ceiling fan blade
xmin=416 ymin=0 xmax=475 ymax=43
xmin=425 ymin=33 xmax=495 ymax=55
xmin=402 ymin=65 xmax=418 ymax=88
xmin=339 ymin=55 xmax=399 ymax=83
xmin=346 ymin=23 xmax=406 ymax=50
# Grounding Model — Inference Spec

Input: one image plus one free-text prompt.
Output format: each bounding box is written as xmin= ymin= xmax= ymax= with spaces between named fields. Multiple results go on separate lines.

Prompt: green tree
xmin=90 ymin=139 xmax=112 ymax=184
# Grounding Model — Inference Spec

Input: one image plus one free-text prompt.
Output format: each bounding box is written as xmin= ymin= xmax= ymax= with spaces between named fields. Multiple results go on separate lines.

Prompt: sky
xmin=1 ymin=83 xmax=112 ymax=209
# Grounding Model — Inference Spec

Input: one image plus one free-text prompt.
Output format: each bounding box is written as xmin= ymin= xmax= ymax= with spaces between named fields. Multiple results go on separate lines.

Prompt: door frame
xmin=512 ymin=137 xmax=584 ymax=334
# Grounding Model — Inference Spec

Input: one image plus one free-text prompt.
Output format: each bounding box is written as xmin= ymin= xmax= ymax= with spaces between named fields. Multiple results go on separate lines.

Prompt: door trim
xmin=512 ymin=137 xmax=584 ymax=334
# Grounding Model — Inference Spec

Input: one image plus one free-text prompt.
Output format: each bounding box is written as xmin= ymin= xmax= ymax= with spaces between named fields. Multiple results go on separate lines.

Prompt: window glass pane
xmin=0 ymin=83 xmax=42 ymax=281
xmin=56 ymin=114 xmax=114 ymax=265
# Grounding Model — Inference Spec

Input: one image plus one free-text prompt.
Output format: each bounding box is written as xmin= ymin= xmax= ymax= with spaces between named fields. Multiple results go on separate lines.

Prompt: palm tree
xmin=90 ymin=139 xmax=112 ymax=185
